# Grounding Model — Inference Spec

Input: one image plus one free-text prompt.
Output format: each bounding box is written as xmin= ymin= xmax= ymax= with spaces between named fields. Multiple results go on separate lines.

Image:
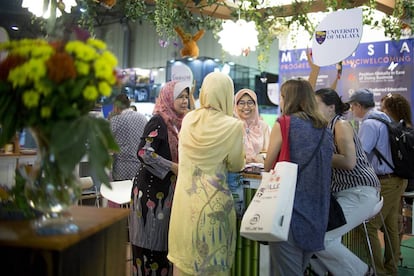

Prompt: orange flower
xmin=46 ymin=52 xmax=77 ymax=83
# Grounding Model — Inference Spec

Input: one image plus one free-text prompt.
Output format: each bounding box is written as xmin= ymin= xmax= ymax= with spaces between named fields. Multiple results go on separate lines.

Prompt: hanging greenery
xmin=38 ymin=0 xmax=413 ymax=71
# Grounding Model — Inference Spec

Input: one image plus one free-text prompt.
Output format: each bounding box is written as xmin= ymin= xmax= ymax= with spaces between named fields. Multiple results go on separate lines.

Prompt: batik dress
xmin=129 ymin=115 xmax=176 ymax=276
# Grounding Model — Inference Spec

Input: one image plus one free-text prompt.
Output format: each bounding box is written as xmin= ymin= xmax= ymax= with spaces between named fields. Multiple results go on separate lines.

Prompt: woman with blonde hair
xmin=264 ymin=78 xmax=333 ymax=275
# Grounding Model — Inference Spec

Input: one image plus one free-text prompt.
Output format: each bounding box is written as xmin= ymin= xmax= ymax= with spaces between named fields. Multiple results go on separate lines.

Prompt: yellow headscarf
xmin=179 ymin=72 xmax=245 ymax=171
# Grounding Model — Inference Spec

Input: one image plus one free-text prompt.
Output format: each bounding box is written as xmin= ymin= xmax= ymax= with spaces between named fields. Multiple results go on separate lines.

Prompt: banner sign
xmin=279 ymin=38 xmax=414 ymax=120
xmin=312 ymin=8 xmax=363 ymax=67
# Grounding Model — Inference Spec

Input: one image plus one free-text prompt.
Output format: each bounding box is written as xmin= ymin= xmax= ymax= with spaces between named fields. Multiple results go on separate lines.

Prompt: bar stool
xmin=362 ymin=196 xmax=396 ymax=275
xmin=100 ymin=179 xmax=133 ymax=208
xmin=402 ymin=191 xmax=414 ymax=235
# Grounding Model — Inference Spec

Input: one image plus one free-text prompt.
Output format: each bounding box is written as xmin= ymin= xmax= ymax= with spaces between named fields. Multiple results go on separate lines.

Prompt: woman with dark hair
xmin=312 ymin=88 xmax=380 ymax=276
xmin=264 ymin=78 xmax=333 ymax=275
xmin=380 ymin=93 xmax=412 ymax=127
xmin=381 ymin=93 xmax=414 ymax=262
xmin=234 ymin=88 xmax=270 ymax=163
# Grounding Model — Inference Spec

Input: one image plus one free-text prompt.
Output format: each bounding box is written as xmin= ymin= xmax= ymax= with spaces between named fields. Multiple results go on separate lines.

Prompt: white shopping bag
xmin=240 ymin=161 xmax=298 ymax=242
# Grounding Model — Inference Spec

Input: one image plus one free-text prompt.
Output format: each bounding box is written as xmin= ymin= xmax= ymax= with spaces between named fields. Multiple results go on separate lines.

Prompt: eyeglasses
xmin=237 ymin=100 xmax=255 ymax=107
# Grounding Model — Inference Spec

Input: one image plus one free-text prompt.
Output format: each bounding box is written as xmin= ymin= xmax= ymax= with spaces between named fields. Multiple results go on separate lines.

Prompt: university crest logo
xmin=315 ymin=31 xmax=327 ymax=45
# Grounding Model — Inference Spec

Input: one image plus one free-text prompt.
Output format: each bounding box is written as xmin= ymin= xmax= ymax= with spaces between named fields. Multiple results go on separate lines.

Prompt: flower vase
xmin=22 ymin=129 xmax=82 ymax=235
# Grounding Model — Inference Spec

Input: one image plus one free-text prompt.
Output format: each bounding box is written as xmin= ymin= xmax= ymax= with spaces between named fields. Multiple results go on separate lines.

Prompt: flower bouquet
xmin=0 ymin=38 xmax=119 ymax=233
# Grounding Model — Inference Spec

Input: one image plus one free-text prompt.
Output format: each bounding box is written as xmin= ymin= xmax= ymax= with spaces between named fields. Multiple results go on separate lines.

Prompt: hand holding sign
xmin=312 ymin=8 xmax=363 ymax=67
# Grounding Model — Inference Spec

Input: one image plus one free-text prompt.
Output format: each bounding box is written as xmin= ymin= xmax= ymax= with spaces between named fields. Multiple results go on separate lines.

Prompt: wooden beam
xmin=258 ymin=0 xmax=396 ymax=18
xmin=144 ymin=0 xmax=396 ymax=19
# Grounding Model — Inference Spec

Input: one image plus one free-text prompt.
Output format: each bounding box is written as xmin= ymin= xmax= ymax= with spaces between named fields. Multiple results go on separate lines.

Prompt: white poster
xmin=267 ymin=83 xmax=279 ymax=105
xmin=171 ymin=62 xmax=193 ymax=84
xmin=312 ymin=8 xmax=363 ymax=67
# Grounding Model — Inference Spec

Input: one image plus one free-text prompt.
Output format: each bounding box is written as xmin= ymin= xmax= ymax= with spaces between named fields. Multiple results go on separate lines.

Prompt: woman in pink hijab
xmin=234 ymin=88 xmax=270 ymax=163
xmin=130 ymin=80 xmax=190 ymax=276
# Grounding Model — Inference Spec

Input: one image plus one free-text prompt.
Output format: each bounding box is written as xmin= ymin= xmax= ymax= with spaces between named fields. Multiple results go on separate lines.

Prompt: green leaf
xmin=86 ymin=117 xmax=119 ymax=187
xmin=50 ymin=119 xmax=89 ymax=177
xmin=49 ymin=115 xmax=119 ymax=188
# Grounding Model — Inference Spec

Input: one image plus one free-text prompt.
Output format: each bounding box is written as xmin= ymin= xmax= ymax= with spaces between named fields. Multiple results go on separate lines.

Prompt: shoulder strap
xmin=300 ymin=128 xmax=326 ymax=172
xmin=271 ymin=115 xmax=290 ymax=168
xmin=277 ymin=115 xmax=291 ymax=162
xmin=367 ymin=116 xmax=395 ymax=170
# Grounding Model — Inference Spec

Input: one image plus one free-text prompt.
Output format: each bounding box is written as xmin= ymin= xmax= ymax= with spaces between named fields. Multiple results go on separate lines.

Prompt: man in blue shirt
xmin=348 ymin=88 xmax=407 ymax=276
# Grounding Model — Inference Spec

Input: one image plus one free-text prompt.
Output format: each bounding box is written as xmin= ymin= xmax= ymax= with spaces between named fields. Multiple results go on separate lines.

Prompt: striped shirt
xmin=329 ymin=115 xmax=380 ymax=193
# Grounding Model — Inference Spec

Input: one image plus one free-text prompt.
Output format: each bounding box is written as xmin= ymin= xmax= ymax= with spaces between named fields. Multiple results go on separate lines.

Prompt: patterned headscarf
xmin=153 ymin=80 xmax=185 ymax=162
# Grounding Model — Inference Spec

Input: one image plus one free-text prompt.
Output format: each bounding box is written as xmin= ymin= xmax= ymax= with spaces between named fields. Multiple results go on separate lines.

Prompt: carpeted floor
xmin=399 ymin=235 xmax=414 ymax=275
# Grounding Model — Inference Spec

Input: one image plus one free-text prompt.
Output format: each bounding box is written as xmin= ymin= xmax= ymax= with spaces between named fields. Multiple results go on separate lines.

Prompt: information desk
xmin=0 ymin=206 xmax=130 ymax=276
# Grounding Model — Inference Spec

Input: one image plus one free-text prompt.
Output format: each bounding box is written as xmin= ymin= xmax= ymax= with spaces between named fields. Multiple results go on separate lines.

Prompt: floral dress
xmin=129 ymin=115 xmax=176 ymax=276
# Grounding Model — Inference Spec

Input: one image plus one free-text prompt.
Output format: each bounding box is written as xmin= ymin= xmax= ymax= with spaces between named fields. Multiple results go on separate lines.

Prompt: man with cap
xmin=348 ymin=88 xmax=407 ymax=276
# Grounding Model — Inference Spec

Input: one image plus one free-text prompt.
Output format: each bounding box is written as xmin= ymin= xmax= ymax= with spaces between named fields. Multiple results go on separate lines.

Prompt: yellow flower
xmin=94 ymin=58 xmax=113 ymax=80
xmin=75 ymin=61 xmax=90 ymax=76
xmin=31 ymin=44 xmax=54 ymax=59
xmin=83 ymin=85 xmax=98 ymax=101
xmin=8 ymin=66 xmax=27 ymax=88
xmin=40 ymin=106 xmax=52 ymax=118
xmin=22 ymin=90 xmax=40 ymax=108
xmin=65 ymin=41 xmax=97 ymax=62
xmin=101 ymin=51 xmax=118 ymax=67
xmin=26 ymin=58 xmax=47 ymax=82
xmin=98 ymin=81 xmax=112 ymax=97
xmin=87 ymin=38 xmax=107 ymax=50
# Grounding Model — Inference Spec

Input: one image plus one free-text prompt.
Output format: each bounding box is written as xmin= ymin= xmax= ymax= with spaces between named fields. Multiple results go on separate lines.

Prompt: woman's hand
xmin=170 ymin=162 xmax=178 ymax=175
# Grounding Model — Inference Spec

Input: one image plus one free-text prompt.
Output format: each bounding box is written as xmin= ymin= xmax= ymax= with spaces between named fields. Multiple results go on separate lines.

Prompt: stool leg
xmin=379 ymin=212 xmax=397 ymax=272
xmin=363 ymin=221 xmax=377 ymax=276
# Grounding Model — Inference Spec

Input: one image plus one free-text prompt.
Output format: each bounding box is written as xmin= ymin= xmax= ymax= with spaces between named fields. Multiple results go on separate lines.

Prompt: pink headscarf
xmin=153 ymin=81 xmax=185 ymax=163
xmin=234 ymin=89 xmax=265 ymax=160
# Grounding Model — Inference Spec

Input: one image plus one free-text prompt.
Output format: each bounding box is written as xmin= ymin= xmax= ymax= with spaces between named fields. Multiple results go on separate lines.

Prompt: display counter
xmin=0 ymin=206 xmax=129 ymax=276
xmin=231 ymin=172 xmax=267 ymax=276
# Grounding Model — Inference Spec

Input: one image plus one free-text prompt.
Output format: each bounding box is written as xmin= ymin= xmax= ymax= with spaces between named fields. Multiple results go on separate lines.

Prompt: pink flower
xmin=146 ymin=199 xmax=155 ymax=209
xmin=149 ymin=130 xmax=158 ymax=137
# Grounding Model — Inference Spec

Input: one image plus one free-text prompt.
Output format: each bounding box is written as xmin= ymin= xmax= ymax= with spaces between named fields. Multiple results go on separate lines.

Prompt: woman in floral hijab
xmin=130 ymin=80 xmax=190 ymax=276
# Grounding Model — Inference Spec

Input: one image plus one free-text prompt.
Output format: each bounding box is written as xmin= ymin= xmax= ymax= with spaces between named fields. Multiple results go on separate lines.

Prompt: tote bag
xmin=240 ymin=115 xmax=298 ymax=242
xmin=240 ymin=116 xmax=326 ymax=241
xmin=240 ymin=161 xmax=298 ymax=241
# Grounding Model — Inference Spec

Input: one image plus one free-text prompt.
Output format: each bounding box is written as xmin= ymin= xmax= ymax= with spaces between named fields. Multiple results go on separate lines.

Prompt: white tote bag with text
xmin=240 ymin=161 xmax=298 ymax=242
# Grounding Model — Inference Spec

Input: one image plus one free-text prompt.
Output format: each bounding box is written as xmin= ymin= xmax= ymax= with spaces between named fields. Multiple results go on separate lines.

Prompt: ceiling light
xmin=22 ymin=0 xmax=77 ymax=19
xmin=218 ymin=19 xmax=259 ymax=56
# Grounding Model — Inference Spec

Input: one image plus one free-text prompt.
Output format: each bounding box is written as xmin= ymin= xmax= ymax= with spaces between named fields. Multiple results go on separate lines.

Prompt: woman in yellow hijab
xmin=168 ymin=72 xmax=245 ymax=276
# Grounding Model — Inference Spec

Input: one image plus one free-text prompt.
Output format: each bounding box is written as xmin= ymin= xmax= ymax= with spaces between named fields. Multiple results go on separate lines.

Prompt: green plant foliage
xmin=70 ymin=1 xmax=413 ymax=70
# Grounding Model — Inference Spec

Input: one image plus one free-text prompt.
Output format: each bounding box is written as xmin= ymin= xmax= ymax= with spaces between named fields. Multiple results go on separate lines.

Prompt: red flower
xmin=0 ymin=55 xmax=26 ymax=81
xmin=46 ymin=52 xmax=77 ymax=83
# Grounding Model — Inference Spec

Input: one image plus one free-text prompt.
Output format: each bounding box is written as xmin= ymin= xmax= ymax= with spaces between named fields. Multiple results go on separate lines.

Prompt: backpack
xmin=370 ymin=117 xmax=414 ymax=179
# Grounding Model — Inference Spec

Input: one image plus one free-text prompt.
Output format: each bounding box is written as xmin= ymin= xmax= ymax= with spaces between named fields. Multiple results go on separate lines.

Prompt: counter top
xmin=0 ymin=152 xmax=37 ymax=157
xmin=0 ymin=206 xmax=130 ymax=251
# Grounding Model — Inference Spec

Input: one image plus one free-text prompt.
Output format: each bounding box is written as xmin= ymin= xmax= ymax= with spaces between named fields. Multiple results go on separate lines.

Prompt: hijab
xmin=153 ymin=80 xmax=185 ymax=163
xmin=179 ymin=72 xmax=243 ymax=169
xmin=234 ymin=88 xmax=265 ymax=159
